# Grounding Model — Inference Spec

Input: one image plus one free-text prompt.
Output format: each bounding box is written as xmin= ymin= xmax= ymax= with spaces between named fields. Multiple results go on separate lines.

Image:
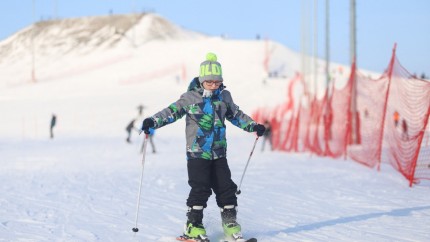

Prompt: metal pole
xmin=313 ymin=0 xmax=318 ymax=96
xmin=325 ymin=0 xmax=333 ymax=140
xmin=31 ymin=0 xmax=36 ymax=83
xmin=301 ymin=0 xmax=306 ymax=84
xmin=350 ymin=0 xmax=358 ymax=144
xmin=236 ymin=137 xmax=259 ymax=195
xmin=350 ymin=0 xmax=357 ymax=66
xmin=132 ymin=134 xmax=149 ymax=233
xmin=301 ymin=0 xmax=312 ymax=95
xmin=325 ymin=0 xmax=330 ymax=90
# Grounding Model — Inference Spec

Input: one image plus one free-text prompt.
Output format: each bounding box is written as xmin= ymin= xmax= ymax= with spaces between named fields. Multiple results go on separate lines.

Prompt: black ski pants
xmin=186 ymin=157 xmax=238 ymax=208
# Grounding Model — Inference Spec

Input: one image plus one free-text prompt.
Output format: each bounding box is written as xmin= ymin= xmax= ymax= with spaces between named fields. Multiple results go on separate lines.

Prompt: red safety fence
xmin=253 ymin=45 xmax=430 ymax=186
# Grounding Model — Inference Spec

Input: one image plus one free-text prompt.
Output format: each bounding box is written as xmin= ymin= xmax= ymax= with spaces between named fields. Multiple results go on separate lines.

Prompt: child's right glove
xmin=141 ymin=118 xmax=155 ymax=134
xmin=254 ymin=124 xmax=266 ymax=137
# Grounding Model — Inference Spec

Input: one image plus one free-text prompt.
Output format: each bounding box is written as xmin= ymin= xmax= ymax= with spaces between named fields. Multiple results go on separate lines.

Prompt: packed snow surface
xmin=1 ymin=13 xmax=429 ymax=242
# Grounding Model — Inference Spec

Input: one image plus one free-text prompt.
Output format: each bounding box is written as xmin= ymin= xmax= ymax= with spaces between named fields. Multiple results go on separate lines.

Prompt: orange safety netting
xmin=253 ymin=45 xmax=430 ymax=186
xmin=381 ymin=53 xmax=430 ymax=185
xmin=348 ymin=65 xmax=389 ymax=168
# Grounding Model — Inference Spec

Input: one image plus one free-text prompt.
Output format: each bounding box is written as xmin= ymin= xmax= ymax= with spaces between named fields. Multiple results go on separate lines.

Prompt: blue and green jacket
xmin=150 ymin=77 xmax=257 ymax=160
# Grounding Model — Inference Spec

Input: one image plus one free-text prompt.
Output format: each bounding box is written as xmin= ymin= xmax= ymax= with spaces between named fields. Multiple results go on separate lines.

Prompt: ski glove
xmin=141 ymin=118 xmax=155 ymax=134
xmin=254 ymin=124 xmax=266 ymax=137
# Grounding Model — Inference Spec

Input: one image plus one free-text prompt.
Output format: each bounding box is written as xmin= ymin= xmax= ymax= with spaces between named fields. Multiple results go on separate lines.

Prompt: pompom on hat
xmin=199 ymin=52 xmax=223 ymax=83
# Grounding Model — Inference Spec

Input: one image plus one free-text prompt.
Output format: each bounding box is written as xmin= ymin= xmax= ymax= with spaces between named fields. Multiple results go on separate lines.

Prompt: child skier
xmin=141 ymin=53 xmax=265 ymax=242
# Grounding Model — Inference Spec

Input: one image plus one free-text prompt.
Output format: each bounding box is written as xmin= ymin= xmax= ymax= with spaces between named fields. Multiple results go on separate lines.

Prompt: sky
xmin=0 ymin=0 xmax=429 ymax=76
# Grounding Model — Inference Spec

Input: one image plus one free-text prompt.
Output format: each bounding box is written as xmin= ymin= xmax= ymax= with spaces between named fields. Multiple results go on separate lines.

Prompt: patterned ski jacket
xmin=150 ymin=77 xmax=257 ymax=160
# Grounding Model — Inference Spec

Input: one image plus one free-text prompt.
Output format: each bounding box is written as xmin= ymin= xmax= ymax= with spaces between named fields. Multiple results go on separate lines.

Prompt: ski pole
xmin=132 ymin=133 xmax=149 ymax=233
xmin=236 ymin=136 xmax=259 ymax=195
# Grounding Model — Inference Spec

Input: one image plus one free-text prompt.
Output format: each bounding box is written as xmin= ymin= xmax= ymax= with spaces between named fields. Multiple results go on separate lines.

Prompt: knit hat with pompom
xmin=199 ymin=52 xmax=223 ymax=83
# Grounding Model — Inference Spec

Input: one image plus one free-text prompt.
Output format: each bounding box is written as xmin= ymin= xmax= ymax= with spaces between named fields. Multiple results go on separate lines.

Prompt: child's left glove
xmin=254 ymin=124 xmax=266 ymax=137
xmin=141 ymin=118 xmax=155 ymax=134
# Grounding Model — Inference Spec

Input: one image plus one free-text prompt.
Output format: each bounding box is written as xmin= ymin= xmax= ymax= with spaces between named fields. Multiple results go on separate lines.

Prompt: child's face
xmin=202 ymin=80 xmax=223 ymax=91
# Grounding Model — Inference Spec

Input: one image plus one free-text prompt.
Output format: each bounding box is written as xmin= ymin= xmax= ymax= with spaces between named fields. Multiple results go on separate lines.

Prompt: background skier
xmin=261 ymin=120 xmax=272 ymax=151
xmin=125 ymin=119 xmax=136 ymax=143
xmin=50 ymin=114 xmax=57 ymax=139
xmin=141 ymin=53 xmax=265 ymax=242
xmin=140 ymin=127 xmax=156 ymax=154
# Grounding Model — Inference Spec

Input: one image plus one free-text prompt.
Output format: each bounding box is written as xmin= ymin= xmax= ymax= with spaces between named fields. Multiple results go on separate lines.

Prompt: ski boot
xmin=221 ymin=205 xmax=243 ymax=241
xmin=177 ymin=206 xmax=210 ymax=242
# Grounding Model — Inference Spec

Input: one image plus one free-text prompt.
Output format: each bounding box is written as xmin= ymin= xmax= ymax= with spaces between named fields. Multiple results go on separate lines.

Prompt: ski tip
xmin=220 ymin=238 xmax=256 ymax=242
xmin=176 ymin=235 xmax=210 ymax=242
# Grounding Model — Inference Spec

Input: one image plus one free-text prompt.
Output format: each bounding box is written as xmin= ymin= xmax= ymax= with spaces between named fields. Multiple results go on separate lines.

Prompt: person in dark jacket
xmin=137 ymin=104 xmax=144 ymax=116
xmin=261 ymin=120 xmax=273 ymax=151
xmin=140 ymin=127 xmax=156 ymax=154
xmin=125 ymin=119 xmax=136 ymax=143
xmin=50 ymin=114 xmax=57 ymax=139
xmin=141 ymin=53 xmax=265 ymax=242
xmin=401 ymin=118 xmax=409 ymax=140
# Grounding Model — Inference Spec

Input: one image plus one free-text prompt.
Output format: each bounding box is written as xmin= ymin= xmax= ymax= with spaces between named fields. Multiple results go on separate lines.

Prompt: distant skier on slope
xmin=125 ymin=119 xmax=136 ymax=143
xmin=141 ymin=53 xmax=265 ymax=242
xmin=50 ymin=114 xmax=57 ymax=139
xmin=140 ymin=127 xmax=156 ymax=154
xmin=261 ymin=120 xmax=273 ymax=152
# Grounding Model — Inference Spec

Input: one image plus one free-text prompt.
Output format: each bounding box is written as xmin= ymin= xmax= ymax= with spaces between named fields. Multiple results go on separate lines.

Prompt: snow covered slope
xmin=0 ymin=13 xmax=429 ymax=242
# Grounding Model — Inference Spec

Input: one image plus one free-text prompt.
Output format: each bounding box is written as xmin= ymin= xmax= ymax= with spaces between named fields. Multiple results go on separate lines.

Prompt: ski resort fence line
xmin=253 ymin=46 xmax=430 ymax=186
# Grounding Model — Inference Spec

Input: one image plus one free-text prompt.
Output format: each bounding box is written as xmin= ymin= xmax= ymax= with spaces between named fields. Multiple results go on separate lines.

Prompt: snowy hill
xmin=0 ymin=13 xmax=306 ymax=139
xmin=1 ymin=13 xmax=429 ymax=242
xmin=0 ymin=13 xmax=204 ymax=64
